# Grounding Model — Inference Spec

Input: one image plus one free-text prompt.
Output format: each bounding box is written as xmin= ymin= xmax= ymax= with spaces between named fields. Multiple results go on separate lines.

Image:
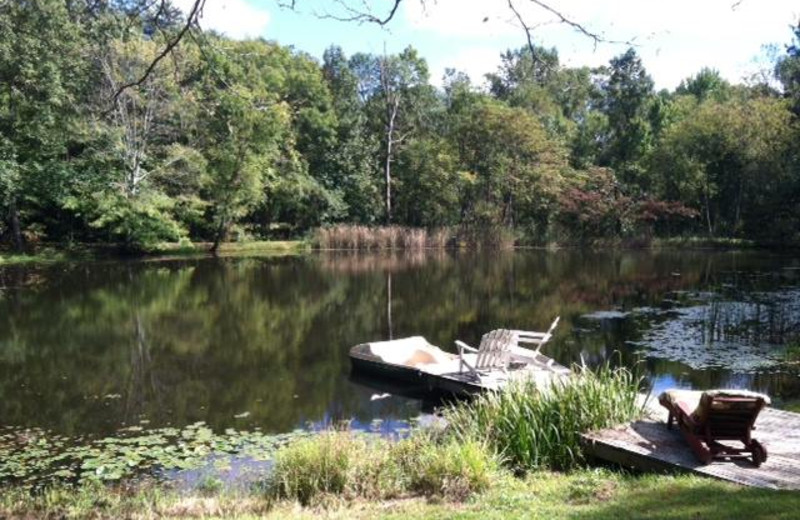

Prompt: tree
xmin=454 ymin=98 xmax=569 ymax=240
xmin=776 ymin=20 xmax=800 ymax=115
xmin=190 ymin=39 xmax=290 ymax=252
xmin=649 ymin=96 xmax=794 ymax=238
xmin=676 ymin=68 xmax=732 ymax=103
xmin=598 ymin=49 xmax=655 ymax=188
xmin=322 ymin=46 xmax=381 ymax=224
xmin=351 ymin=47 xmax=434 ymax=223
xmin=0 ymin=0 xmax=89 ymax=250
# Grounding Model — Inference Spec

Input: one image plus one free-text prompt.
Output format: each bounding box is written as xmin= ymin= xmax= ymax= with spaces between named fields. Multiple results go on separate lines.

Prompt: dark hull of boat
xmin=349 ymin=351 xmax=484 ymax=398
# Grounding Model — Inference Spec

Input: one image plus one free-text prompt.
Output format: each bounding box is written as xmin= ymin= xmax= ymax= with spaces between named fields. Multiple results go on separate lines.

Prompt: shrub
xmin=444 ymin=363 xmax=642 ymax=472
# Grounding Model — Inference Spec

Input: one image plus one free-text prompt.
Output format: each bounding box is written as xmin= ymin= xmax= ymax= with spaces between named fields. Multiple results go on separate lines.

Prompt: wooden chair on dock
xmin=455 ymin=329 xmax=514 ymax=378
xmin=659 ymin=389 xmax=770 ymax=466
xmin=508 ymin=316 xmax=560 ymax=354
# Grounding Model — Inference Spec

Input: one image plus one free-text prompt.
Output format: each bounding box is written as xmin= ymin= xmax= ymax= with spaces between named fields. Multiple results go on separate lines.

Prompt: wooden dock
xmin=582 ymin=401 xmax=800 ymax=489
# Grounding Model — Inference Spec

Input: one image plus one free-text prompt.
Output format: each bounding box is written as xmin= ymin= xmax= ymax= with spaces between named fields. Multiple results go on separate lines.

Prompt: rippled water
xmin=1 ymin=249 xmax=799 ymax=438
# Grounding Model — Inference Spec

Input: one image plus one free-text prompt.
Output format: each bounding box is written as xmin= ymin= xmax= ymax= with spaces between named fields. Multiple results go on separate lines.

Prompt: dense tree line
xmin=1 ymin=1 xmax=799 ymax=250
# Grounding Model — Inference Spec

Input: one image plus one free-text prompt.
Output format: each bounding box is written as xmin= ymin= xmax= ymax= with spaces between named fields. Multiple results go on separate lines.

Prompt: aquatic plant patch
xmin=633 ymin=289 xmax=800 ymax=371
xmin=0 ymin=422 xmax=307 ymax=489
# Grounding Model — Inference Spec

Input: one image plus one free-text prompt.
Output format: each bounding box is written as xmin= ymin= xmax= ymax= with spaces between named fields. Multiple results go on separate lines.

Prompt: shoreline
xmin=1 ymin=236 xmax=796 ymax=268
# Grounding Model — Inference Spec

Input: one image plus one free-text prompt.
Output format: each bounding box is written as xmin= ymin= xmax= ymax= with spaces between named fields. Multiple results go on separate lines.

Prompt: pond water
xmin=1 ymin=249 xmax=800 ymax=440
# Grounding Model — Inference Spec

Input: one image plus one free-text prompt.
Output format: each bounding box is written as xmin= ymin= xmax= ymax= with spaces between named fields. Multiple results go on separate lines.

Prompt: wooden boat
xmin=349 ymin=331 xmax=570 ymax=397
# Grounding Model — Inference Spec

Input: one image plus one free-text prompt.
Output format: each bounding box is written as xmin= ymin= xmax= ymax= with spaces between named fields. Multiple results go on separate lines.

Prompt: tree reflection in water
xmin=0 ymin=249 xmax=798 ymax=437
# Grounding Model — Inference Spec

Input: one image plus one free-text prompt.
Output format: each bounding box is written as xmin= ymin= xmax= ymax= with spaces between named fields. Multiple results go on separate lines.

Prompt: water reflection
xmin=0 ymin=250 xmax=798 ymax=437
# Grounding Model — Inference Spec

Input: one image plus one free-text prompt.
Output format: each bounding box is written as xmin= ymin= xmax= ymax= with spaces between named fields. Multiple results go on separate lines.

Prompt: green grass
xmin=266 ymin=430 xmax=498 ymax=505
xmin=2 ymin=469 xmax=798 ymax=519
xmin=148 ymin=240 xmax=308 ymax=256
xmin=0 ymin=248 xmax=76 ymax=265
xmin=0 ymin=240 xmax=308 ymax=267
xmin=444 ymin=364 xmax=642 ymax=471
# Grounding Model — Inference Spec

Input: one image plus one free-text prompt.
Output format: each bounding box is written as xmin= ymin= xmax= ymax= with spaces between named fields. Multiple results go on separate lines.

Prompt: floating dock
xmin=582 ymin=401 xmax=800 ymax=489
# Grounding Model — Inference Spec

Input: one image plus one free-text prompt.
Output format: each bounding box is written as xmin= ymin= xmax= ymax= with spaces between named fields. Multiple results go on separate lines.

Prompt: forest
xmin=1 ymin=0 xmax=800 ymax=251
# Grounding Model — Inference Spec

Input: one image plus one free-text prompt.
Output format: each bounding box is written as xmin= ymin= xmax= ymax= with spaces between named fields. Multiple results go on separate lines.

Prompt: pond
xmin=1 ymin=249 xmax=800 ymax=442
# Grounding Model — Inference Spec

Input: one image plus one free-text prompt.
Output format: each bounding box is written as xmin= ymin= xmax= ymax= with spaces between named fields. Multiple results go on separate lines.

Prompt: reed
xmin=313 ymin=225 xmax=456 ymax=250
xmin=444 ymin=363 xmax=643 ymax=472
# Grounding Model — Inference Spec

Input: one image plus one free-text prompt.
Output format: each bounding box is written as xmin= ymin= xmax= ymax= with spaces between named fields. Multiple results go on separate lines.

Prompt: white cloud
xmin=429 ymin=46 xmax=503 ymax=88
xmin=404 ymin=0 xmax=518 ymax=38
xmin=403 ymin=0 xmax=800 ymax=89
xmin=174 ymin=0 xmax=270 ymax=40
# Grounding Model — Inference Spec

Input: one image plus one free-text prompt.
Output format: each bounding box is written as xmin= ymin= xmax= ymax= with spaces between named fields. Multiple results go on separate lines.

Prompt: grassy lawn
xmin=2 ymin=469 xmax=798 ymax=519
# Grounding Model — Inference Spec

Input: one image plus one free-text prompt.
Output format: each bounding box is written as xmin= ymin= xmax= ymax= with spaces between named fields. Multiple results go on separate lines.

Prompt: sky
xmin=175 ymin=0 xmax=800 ymax=90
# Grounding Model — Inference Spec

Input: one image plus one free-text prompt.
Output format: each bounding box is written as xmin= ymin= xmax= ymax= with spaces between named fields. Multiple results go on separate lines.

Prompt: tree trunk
xmin=384 ymin=97 xmax=399 ymax=224
xmin=703 ymin=181 xmax=713 ymax=237
xmin=211 ymin=217 xmax=226 ymax=255
xmin=8 ymin=200 xmax=23 ymax=252
xmin=735 ymin=175 xmax=743 ymax=234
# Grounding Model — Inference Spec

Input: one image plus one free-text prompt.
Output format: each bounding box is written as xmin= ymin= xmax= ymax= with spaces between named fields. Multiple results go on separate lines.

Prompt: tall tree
xmin=776 ymin=20 xmax=800 ymax=115
xmin=0 ymin=0 xmax=89 ymax=250
xmin=351 ymin=47 xmax=432 ymax=223
xmin=598 ymin=48 xmax=655 ymax=188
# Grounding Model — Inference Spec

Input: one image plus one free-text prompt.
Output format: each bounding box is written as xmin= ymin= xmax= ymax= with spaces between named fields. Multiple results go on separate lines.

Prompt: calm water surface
xmin=1 ymin=249 xmax=799 ymax=437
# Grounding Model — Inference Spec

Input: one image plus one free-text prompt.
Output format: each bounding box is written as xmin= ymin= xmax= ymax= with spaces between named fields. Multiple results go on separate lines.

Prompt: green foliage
xmin=776 ymin=20 xmax=800 ymax=114
xmin=649 ymin=95 xmax=796 ymax=239
xmin=267 ymin=430 xmax=498 ymax=505
xmin=0 ymin=4 xmax=799 ymax=248
xmin=453 ymin=98 xmax=568 ymax=240
xmin=444 ymin=364 xmax=642 ymax=471
xmin=598 ymin=48 xmax=656 ymax=186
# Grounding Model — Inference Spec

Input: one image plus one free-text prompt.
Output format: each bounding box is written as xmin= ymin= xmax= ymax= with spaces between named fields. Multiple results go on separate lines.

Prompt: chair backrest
xmin=512 ymin=316 xmax=560 ymax=353
xmin=475 ymin=329 xmax=514 ymax=370
xmin=695 ymin=393 xmax=768 ymax=439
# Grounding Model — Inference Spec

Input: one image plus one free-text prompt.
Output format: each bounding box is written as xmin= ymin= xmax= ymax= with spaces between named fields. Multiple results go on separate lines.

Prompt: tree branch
xmin=527 ymin=0 xmax=606 ymax=47
xmin=317 ymin=0 xmax=404 ymax=26
xmin=507 ymin=0 xmax=540 ymax=66
xmin=109 ymin=0 xmax=206 ymax=108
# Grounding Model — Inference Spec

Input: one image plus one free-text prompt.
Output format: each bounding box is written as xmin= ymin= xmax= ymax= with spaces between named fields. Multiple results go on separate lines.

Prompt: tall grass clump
xmin=444 ymin=364 xmax=642 ymax=472
xmin=403 ymin=437 xmax=497 ymax=500
xmin=266 ymin=430 xmax=499 ymax=505
xmin=313 ymin=225 xmax=455 ymax=250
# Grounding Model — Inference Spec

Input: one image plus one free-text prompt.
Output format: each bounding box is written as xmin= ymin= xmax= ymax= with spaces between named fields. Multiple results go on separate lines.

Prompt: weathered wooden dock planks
xmin=582 ymin=402 xmax=800 ymax=490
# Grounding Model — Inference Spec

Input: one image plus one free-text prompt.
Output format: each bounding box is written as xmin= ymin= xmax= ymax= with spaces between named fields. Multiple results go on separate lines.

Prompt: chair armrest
xmin=455 ymin=340 xmax=478 ymax=353
xmin=514 ymin=330 xmax=548 ymax=338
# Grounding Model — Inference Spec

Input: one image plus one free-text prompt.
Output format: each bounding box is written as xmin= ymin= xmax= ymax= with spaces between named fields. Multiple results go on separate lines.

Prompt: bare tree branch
xmin=317 ymin=0 xmax=404 ymax=26
xmin=109 ymin=0 xmax=206 ymax=108
xmin=527 ymin=0 xmax=606 ymax=46
xmin=507 ymin=0 xmax=541 ymax=66
xmin=504 ymin=0 xmax=635 ymax=77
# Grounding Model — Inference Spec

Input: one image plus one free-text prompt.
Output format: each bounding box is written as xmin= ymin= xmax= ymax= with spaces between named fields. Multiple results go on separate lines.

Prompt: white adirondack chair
xmin=455 ymin=329 xmax=515 ymax=378
xmin=510 ymin=316 xmax=560 ymax=354
xmin=506 ymin=317 xmax=564 ymax=371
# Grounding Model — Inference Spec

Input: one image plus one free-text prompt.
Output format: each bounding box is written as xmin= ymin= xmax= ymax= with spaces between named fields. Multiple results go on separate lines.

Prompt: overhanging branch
xmin=109 ymin=0 xmax=206 ymax=108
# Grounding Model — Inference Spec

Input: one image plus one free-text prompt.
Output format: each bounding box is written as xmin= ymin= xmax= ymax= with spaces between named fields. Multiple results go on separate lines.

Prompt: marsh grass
xmin=444 ymin=363 xmax=643 ymax=472
xmin=266 ymin=430 xmax=498 ymax=505
xmin=313 ymin=225 xmax=455 ymax=250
